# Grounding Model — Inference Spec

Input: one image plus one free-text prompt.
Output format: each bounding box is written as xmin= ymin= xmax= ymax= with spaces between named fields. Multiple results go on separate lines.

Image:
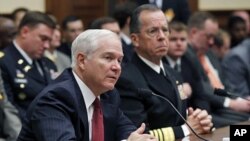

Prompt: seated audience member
xmin=17 ymin=29 xmax=157 ymax=141
xmin=11 ymin=7 xmax=28 ymax=27
xmin=227 ymin=16 xmax=248 ymax=48
xmin=165 ymin=21 xmax=210 ymax=111
xmin=0 ymin=11 xmax=58 ymax=121
xmin=44 ymin=16 xmax=71 ymax=74
xmin=0 ymin=69 xmax=21 ymax=141
xmin=222 ymin=38 xmax=250 ymax=103
xmin=113 ymin=2 xmax=137 ymax=64
xmin=232 ymin=10 xmax=250 ymax=35
xmin=58 ymin=15 xmax=84 ymax=58
xmin=116 ymin=4 xmax=213 ymax=141
xmin=186 ymin=11 xmax=250 ymax=127
xmin=89 ymin=16 xmax=120 ymax=35
xmin=0 ymin=17 xmax=17 ymax=49
xmin=211 ymin=29 xmax=231 ymax=62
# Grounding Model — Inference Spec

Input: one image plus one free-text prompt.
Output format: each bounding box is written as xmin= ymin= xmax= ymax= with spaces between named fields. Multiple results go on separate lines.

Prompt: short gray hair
xmin=71 ymin=29 xmax=120 ymax=67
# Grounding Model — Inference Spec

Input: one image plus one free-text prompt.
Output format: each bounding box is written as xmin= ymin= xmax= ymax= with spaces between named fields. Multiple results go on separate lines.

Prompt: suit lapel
xmin=133 ymin=55 xmax=180 ymax=107
xmin=61 ymin=69 xmax=89 ymax=140
xmin=163 ymin=63 xmax=183 ymax=113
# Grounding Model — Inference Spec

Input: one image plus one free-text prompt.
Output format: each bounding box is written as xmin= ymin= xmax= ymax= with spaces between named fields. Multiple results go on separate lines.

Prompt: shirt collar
xmin=138 ymin=55 xmax=165 ymax=74
xmin=166 ymin=56 xmax=181 ymax=69
xmin=13 ymin=40 xmax=33 ymax=65
xmin=72 ymin=70 xmax=96 ymax=110
xmin=120 ymin=32 xmax=132 ymax=45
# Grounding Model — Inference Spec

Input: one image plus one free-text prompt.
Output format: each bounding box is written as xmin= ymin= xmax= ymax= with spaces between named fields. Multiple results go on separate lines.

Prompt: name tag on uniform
xmin=14 ymin=78 xmax=27 ymax=84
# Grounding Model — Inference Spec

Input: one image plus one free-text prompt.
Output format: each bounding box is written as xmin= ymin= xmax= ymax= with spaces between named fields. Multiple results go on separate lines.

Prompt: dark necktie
xmin=92 ymin=98 xmax=104 ymax=141
xmin=32 ymin=61 xmax=43 ymax=77
xmin=160 ymin=68 xmax=165 ymax=76
xmin=174 ymin=64 xmax=181 ymax=72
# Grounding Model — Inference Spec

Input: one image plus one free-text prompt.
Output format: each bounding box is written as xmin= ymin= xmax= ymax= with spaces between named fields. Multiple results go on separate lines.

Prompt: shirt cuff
xmin=223 ymin=97 xmax=231 ymax=107
xmin=181 ymin=124 xmax=190 ymax=136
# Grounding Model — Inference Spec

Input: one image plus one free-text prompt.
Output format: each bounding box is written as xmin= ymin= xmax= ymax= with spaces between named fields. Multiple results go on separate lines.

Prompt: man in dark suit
xmin=222 ymin=38 xmax=250 ymax=99
xmin=58 ymin=16 xmax=84 ymax=58
xmin=186 ymin=11 xmax=250 ymax=127
xmin=0 ymin=69 xmax=21 ymax=141
xmin=113 ymin=2 xmax=137 ymax=65
xmin=115 ymin=4 xmax=213 ymax=141
xmin=18 ymin=29 xmax=157 ymax=141
xmin=135 ymin=0 xmax=190 ymax=23
xmin=0 ymin=11 xmax=58 ymax=121
xmin=165 ymin=21 xmax=211 ymax=111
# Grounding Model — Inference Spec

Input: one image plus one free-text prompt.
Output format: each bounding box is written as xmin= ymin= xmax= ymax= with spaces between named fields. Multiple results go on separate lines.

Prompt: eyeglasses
xmin=143 ymin=27 xmax=170 ymax=37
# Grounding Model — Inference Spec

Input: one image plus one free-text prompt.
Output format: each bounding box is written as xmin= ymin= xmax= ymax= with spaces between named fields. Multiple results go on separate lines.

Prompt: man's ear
xmin=19 ymin=26 xmax=30 ymax=38
xmin=189 ymin=27 xmax=198 ymax=38
xmin=130 ymin=33 xmax=139 ymax=48
xmin=77 ymin=53 xmax=87 ymax=70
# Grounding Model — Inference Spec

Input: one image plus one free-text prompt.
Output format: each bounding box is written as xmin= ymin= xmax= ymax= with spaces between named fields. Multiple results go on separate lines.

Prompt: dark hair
xmin=113 ymin=1 xmax=137 ymax=29
xmin=130 ymin=4 xmax=161 ymax=34
xmin=187 ymin=11 xmax=217 ymax=32
xmin=89 ymin=17 xmax=117 ymax=29
xmin=214 ymin=29 xmax=230 ymax=48
xmin=11 ymin=7 xmax=28 ymax=20
xmin=227 ymin=16 xmax=246 ymax=29
xmin=61 ymin=15 xmax=81 ymax=30
xmin=18 ymin=11 xmax=56 ymax=32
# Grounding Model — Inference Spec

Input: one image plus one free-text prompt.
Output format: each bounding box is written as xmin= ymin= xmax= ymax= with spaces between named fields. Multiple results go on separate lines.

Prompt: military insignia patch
xmin=18 ymin=93 xmax=27 ymax=100
xmin=24 ymin=65 xmax=31 ymax=72
xmin=16 ymin=69 xmax=25 ymax=78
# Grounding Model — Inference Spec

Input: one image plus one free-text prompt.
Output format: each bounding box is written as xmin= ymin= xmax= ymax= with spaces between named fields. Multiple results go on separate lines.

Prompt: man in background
xmin=186 ymin=11 xmax=250 ymax=127
xmin=58 ymin=16 xmax=84 ymax=58
xmin=0 ymin=11 xmax=58 ymax=121
xmin=0 ymin=17 xmax=17 ymax=50
xmin=116 ymin=4 xmax=213 ymax=141
xmin=113 ymin=2 xmax=137 ymax=64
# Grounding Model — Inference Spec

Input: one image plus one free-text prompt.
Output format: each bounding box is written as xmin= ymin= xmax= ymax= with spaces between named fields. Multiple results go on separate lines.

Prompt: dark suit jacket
xmin=222 ymin=39 xmax=250 ymax=97
xmin=17 ymin=69 xmax=136 ymax=141
xmin=116 ymin=54 xmax=186 ymax=139
xmin=185 ymin=45 xmax=250 ymax=127
xmin=57 ymin=42 xmax=72 ymax=58
xmin=185 ymin=45 xmax=226 ymax=108
xmin=165 ymin=55 xmax=211 ymax=111
xmin=136 ymin=0 xmax=190 ymax=23
xmin=0 ymin=43 xmax=57 ymax=120
xmin=121 ymin=39 xmax=134 ymax=66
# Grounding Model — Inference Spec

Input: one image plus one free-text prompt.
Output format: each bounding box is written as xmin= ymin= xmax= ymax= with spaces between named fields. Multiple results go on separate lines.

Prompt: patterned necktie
xmin=92 ymin=98 xmax=104 ymax=141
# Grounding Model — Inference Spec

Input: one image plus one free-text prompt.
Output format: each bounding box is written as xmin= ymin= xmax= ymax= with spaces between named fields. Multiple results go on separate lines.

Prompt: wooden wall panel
xmin=46 ymin=0 xmax=107 ymax=29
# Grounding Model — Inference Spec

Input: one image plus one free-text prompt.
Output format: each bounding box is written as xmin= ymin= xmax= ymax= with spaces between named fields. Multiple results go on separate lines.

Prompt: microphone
xmin=214 ymin=88 xmax=250 ymax=101
xmin=137 ymin=88 xmax=209 ymax=141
